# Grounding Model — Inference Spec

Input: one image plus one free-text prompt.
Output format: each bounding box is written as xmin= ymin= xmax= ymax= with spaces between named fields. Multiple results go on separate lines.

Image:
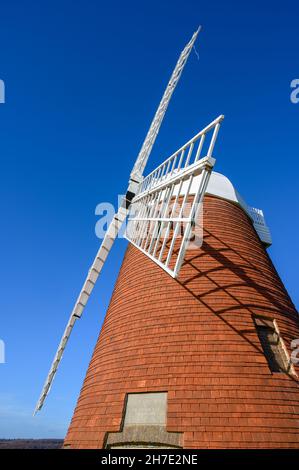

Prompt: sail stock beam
xmin=34 ymin=28 xmax=202 ymax=414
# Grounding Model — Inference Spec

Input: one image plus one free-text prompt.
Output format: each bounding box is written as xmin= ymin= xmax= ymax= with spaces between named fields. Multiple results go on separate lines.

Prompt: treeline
xmin=0 ymin=439 xmax=63 ymax=449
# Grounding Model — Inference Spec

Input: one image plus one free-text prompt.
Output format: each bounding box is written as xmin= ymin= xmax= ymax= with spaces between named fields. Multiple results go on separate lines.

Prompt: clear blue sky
xmin=0 ymin=0 xmax=298 ymax=438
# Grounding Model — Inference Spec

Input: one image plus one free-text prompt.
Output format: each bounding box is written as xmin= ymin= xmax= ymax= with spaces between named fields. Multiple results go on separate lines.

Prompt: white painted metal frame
xmin=126 ymin=115 xmax=224 ymax=278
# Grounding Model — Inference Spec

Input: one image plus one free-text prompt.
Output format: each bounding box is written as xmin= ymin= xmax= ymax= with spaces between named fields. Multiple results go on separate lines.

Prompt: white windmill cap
xmin=206 ymin=171 xmax=248 ymax=211
xmin=206 ymin=171 xmax=272 ymax=246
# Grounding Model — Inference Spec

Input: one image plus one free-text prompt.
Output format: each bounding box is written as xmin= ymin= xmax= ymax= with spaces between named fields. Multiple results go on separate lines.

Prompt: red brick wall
xmin=64 ymin=195 xmax=299 ymax=448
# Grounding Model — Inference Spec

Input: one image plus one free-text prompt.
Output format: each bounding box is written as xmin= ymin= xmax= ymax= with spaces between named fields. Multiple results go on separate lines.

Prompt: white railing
xmin=140 ymin=115 xmax=224 ymax=194
xmin=248 ymin=206 xmax=272 ymax=246
xmin=249 ymin=207 xmax=265 ymax=225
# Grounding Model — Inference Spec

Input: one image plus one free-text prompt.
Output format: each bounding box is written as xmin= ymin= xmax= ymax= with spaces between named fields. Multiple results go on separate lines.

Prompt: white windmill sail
xmin=126 ymin=115 xmax=224 ymax=278
xmin=131 ymin=27 xmax=201 ymax=180
xmin=34 ymin=27 xmax=201 ymax=414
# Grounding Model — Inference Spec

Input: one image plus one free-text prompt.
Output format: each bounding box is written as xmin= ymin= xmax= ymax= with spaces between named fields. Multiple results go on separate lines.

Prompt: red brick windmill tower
xmin=35 ymin=29 xmax=299 ymax=448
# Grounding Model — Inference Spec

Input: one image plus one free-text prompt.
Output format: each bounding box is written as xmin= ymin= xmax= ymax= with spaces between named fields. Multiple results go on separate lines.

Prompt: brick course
xmin=64 ymin=195 xmax=299 ymax=448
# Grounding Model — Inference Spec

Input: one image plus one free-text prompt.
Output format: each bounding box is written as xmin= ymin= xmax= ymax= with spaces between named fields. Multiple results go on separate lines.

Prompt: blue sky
xmin=0 ymin=0 xmax=298 ymax=438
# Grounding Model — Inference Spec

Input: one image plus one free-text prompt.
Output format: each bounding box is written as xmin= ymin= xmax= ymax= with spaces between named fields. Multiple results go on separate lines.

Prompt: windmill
xmin=35 ymin=27 xmax=224 ymax=414
xmin=35 ymin=27 xmax=299 ymax=451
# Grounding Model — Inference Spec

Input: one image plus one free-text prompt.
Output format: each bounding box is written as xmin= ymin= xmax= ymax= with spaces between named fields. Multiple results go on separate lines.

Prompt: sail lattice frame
xmin=126 ymin=115 xmax=224 ymax=278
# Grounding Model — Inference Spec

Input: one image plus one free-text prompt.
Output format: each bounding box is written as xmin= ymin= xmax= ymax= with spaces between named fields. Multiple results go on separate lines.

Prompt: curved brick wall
xmin=64 ymin=195 xmax=299 ymax=448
